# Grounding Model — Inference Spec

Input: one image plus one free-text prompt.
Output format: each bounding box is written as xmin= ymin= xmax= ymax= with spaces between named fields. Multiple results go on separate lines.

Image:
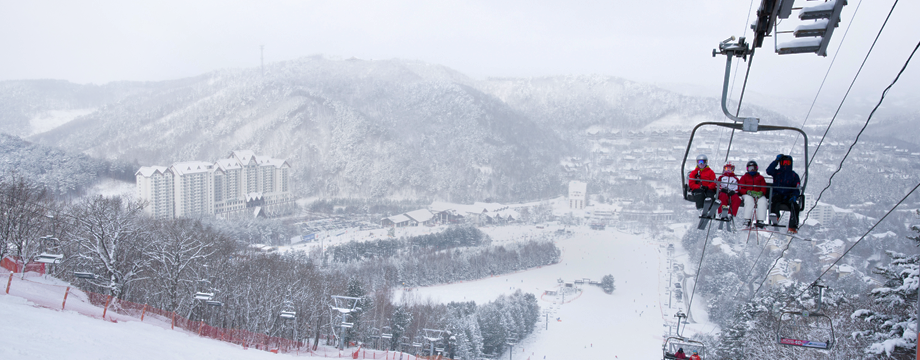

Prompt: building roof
xmin=215 ymin=158 xmax=242 ymax=171
xmin=136 ymin=166 xmax=170 ymax=177
xmin=405 ymin=209 xmax=434 ymax=223
xmin=171 ymin=161 xmax=213 ymax=176
xmin=386 ymin=214 xmax=411 ymax=224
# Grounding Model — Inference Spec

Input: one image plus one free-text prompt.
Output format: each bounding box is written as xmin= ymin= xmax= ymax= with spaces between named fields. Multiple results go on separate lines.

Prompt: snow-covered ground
xmin=402 ymin=222 xmax=716 ymax=359
xmin=2 ymin=203 xmax=717 ymax=359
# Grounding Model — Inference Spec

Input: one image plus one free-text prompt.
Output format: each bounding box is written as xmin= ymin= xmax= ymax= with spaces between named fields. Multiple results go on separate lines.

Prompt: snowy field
xmin=1 ymin=216 xmax=718 ymax=359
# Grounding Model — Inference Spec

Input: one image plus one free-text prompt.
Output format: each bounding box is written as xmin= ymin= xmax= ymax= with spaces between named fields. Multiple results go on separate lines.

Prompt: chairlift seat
xmin=280 ymin=311 xmax=296 ymax=320
xmin=194 ymin=292 xmax=214 ymax=301
xmin=206 ymin=300 xmax=223 ymax=307
xmin=381 ymin=333 xmax=393 ymax=339
xmin=35 ymin=253 xmax=63 ymax=264
xmin=74 ymin=271 xmax=96 ymax=279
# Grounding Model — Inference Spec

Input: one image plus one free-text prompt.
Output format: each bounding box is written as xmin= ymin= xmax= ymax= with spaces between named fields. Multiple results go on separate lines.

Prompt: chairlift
xmin=435 ymin=347 xmax=445 ymax=352
xmin=206 ymin=300 xmax=224 ymax=307
xmin=681 ymin=122 xmax=809 ymax=227
xmin=280 ymin=311 xmax=297 ymax=320
xmin=776 ymin=310 xmax=835 ymax=349
xmin=35 ymin=253 xmax=63 ymax=264
xmin=194 ymin=292 xmax=215 ymax=301
xmin=662 ymin=336 xmax=705 ymax=360
xmin=776 ymin=284 xmax=835 ymax=350
xmin=74 ymin=271 xmax=97 ymax=279
xmin=381 ymin=326 xmax=393 ymax=339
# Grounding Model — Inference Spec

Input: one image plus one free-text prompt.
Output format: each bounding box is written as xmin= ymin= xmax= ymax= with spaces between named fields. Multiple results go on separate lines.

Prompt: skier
xmin=738 ymin=160 xmax=768 ymax=228
xmin=674 ymin=348 xmax=687 ymax=359
xmin=689 ymin=350 xmax=702 ymax=360
xmin=716 ymin=162 xmax=741 ymax=220
xmin=688 ymin=154 xmax=717 ymax=213
xmin=766 ymin=154 xmax=801 ymax=234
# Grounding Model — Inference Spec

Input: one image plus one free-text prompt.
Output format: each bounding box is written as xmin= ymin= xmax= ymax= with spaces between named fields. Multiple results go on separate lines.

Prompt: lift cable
xmin=749 ymin=234 xmax=795 ymax=301
xmin=805 ymin=0 xmax=899 ymax=170
xmin=797 ymin=180 xmax=920 ymax=299
xmin=789 ymin=0 xmax=865 ymax=155
xmin=804 ymin=36 xmax=919 ymax=224
xmin=684 ymin=220 xmax=715 ymax=333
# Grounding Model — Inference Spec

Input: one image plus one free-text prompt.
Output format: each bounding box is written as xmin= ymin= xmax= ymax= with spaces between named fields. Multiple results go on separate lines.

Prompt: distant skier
xmin=688 ymin=154 xmax=717 ymax=212
xmin=739 ymin=160 xmax=769 ymax=228
xmin=716 ymin=162 xmax=740 ymax=220
xmin=767 ymin=154 xmax=801 ymax=234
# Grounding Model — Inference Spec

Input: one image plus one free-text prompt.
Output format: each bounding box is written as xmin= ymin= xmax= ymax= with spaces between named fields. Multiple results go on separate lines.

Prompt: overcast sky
xmin=1 ymin=0 xmax=918 ymax=108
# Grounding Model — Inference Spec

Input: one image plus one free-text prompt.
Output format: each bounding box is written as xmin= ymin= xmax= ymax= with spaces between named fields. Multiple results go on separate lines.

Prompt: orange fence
xmin=2 ymin=271 xmax=446 ymax=358
xmin=3 ymin=271 xmax=308 ymax=354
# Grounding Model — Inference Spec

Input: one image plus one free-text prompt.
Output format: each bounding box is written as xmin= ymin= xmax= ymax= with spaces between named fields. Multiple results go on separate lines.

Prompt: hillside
xmin=2 ymin=57 xmax=799 ymax=202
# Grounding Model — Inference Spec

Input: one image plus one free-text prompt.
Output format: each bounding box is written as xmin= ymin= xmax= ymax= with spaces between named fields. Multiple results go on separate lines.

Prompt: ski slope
xmin=405 ymin=222 xmax=716 ymax=359
xmin=1 ymin=219 xmax=716 ymax=359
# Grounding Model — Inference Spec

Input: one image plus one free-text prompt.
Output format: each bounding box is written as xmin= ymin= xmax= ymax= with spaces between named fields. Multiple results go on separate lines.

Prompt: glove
xmin=776 ymin=154 xmax=784 ymax=161
xmin=749 ymin=191 xmax=763 ymax=198
xmin=728 ymin=190 xmax=736 ymax=197
xmin=791 ymin=195 xmax=798 ymax=203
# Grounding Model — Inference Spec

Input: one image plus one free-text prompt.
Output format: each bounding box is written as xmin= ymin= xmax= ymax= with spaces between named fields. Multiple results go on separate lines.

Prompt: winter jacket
xmin=766 ymin=156 xmax=801 ymax=197
xmin=675 ymin=351 xmax=687 ymax=359
xmin=688 ymin=166 xmax=716 ymax=191
xmin=717 ymin=172 xmax=739 ymax=193
xmin=738 ymin=171 xmax=768 ymax=196
xmin=689 ymin=355 xmax=701 ymax=360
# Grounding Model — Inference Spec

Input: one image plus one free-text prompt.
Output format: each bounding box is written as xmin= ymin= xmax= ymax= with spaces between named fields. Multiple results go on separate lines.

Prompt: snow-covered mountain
xmin=2 ymin=57 xmax=794 ymax=201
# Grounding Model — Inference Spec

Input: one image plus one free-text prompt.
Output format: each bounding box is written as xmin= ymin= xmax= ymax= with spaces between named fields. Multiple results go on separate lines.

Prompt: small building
xmin=569 ymin=181 xmax=587 ymax=209
xmin=405 ymin=209 xmax=435 ymax=226
xmin=382 ymin=214 xmax=412 ymax=228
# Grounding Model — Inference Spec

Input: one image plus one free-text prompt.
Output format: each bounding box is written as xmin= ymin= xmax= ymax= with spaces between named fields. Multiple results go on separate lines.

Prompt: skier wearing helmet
xmin=688 ymin=154 xmax=717 ymax=212
xmin=739 ymin=160 xmax=769 ymax=228
xmin=767 ymin=154 xmax=802 ymax=234
xmin=689 ymin=350 xmax=702 ymax=360
xmin=716 ymin=162 xmax=741 ymax=220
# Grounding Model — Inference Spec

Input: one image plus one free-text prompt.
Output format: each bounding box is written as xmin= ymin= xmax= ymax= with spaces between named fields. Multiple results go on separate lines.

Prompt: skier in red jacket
xmin=716 ymin=162 xmax=741 ymax=220
xmin=738 ymin=160 xmax=768 ymax=228
xmin=688 ymin=154 xmax=717 ymax=212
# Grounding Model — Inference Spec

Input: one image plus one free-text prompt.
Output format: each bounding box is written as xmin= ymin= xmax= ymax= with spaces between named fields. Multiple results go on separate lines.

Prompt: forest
xmin=0 ymin=175 xmax=552 ymax=360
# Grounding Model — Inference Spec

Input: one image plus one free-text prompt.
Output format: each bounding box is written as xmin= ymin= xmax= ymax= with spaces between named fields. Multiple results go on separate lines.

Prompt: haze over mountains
xmin=3 ymin=56 xmax=906 ymax=202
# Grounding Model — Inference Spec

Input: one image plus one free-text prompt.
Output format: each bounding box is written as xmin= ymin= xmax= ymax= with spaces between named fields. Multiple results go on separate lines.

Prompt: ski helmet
xmin=746 ymin=160 xmax=758 ymax=172
xmin=780 ymin=155 xmax=793 ymax=167
xmin=696 ymin=154 xmax=708 ymax=167
xmin=723 ymin=162 xmax=735 ymax=173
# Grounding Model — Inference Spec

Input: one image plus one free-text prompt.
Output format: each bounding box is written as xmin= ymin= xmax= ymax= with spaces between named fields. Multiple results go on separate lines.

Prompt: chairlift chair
xmin=662 ymin=336 xmax=705 ymax=360
xmin=74 ymin=271 xmax=97 ymax=279
xmin=35 ymin=253 xmax=63 ymax=264
xmin=280 ymin=310 xmax=296 ymax=320
xmin=206 ymin=300 xmax=223 ymax=307
xmin=681 ymin=121 xmax=809 ymax=222
xmin=194 ymin=292 xmax=215 ymax=301
xmin=776 ymin=309 xmax=835 ymax=349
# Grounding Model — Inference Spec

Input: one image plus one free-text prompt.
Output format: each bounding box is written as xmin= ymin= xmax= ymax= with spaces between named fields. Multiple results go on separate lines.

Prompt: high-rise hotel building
xmin=136 ymin=150 xmax=293 ymax=219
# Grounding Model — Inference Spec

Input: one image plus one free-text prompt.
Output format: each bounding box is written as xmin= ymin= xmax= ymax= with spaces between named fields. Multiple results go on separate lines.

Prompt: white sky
xmin=1 ymin=0 xmax=918 ymax=103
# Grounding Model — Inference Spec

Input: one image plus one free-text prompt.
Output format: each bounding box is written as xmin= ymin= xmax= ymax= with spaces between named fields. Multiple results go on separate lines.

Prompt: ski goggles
xmin=747 ymin=165 xmax=757 ymax=171
xmin=780 ymin=159 xmax=792 ymax=166
xmin=698 ymin=160 xmax=707 ymax=165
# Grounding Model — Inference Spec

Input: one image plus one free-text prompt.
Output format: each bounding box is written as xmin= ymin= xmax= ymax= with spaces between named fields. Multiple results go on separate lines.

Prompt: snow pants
xmin=771 ymin=194 xmax=800 ymax=230
xmin=742 ymin=194 xmax=768 ymax=222
xmin=691 ymin=188 xmax=716 ymax=210
xmin=717 ymin=191 xmax=741 ymax=216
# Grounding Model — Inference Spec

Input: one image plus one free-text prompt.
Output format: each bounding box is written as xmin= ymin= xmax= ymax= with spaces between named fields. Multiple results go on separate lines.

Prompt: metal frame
xmin=662 ymin=336 xmax=705 ymax=360
xmin=776 ymin=310 xmax=835 ymax=350
xmin=680 ymin=121 xmax=809 ymax=213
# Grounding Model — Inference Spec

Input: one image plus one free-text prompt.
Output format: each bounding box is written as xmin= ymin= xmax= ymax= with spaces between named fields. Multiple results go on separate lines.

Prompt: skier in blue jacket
xmin=767 ymin=154 xmax=801 ymax=233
